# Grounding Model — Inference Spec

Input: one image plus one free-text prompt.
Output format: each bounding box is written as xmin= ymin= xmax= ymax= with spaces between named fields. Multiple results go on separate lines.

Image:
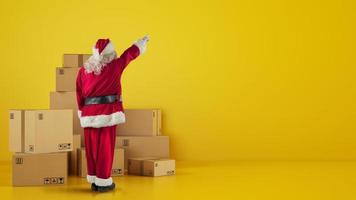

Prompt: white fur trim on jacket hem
xmin=78 ymin=111 xmax=126 ymax=128
xmin=87 ymin=175 xmax=96 ymax=183
xmin=95 ymin=177 xmax=113 ymax=187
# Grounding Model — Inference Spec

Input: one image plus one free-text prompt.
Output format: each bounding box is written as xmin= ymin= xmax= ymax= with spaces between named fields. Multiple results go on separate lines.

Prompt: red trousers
xmin=84 ymin=125 xmax=116 ymax=186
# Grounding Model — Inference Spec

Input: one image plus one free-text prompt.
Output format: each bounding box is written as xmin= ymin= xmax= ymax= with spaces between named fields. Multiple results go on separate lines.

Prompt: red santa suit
xmin=76 ymin=37 xmax=148 ymax=187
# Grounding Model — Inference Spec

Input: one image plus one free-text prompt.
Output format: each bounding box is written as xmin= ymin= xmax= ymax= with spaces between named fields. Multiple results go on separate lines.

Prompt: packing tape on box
xmin=78 ymin=54 xmax=83 ymax=67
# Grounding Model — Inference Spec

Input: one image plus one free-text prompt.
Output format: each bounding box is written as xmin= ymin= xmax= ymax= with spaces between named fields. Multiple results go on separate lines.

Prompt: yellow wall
xmin=0 ymin=0 xmax=355 ymax=161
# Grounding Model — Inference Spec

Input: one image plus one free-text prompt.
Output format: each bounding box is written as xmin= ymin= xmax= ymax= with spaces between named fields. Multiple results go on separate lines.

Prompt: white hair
xmin=83 ymin=51 xmax=117 ymax=75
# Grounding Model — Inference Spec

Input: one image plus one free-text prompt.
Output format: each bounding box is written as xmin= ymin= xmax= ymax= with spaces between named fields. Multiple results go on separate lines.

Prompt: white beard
xmin=84 ymin=51 xmax=117 ymax=75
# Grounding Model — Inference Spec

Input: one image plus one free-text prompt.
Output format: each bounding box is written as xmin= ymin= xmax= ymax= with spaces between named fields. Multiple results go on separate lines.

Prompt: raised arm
xmin=117 ymin=35 xmax=149 ymax=72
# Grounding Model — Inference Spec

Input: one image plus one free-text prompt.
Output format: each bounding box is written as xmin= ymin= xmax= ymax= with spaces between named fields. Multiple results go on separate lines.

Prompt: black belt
xmin=84 ymin=95 xmax=120 ymax=105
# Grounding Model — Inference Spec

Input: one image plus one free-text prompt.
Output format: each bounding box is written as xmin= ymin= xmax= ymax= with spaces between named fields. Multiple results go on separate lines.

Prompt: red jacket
xmin=76 ymin=45 xmax=140 ymax=128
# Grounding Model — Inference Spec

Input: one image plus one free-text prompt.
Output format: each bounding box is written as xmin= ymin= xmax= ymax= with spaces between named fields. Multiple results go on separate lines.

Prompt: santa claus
xmin=76 ymin=35 xmax=149 ymax=192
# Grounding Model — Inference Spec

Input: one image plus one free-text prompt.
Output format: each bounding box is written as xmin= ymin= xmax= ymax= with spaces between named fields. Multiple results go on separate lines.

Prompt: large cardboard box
xmin=128 ymin=157 xmax=158 ymax=175
xmin=56 ymin=67 xmax=79 ymax=92
xmin=9 ymin=109 xmax=73 ymax=153
xmin=12 ymin=152 xmax=67 ymax=186
xmin=142 ymin=159 xmax=175 ymax=177
xmin=24 ymin=109 xmax=73 ymax=153
xmin=9 ymin=110 xmax=25 ymax=152
xmin=68 ymin=134 xmax=81 ymax=175
xmin=78 ymin=148 xmax=124 ymax=177
xmin=63 ymin=54 xmax=91 ymax=68
xmin=116 ymin=136 xmax=170 ymax=170
xmin=50 ymin=91 xmax=83 ymax=137
xmin=117 ymin=109 xmax=162 ymax=136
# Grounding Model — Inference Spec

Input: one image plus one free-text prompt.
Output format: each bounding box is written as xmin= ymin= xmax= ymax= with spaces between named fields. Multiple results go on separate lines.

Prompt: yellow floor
xmin=1 ymin=161 xmax=356 ymax=200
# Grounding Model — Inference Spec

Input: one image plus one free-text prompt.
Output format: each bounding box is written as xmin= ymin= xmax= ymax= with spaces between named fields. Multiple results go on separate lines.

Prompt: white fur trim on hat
xmin=79 ymin=111 xmax=126 ymax=128
xmin=95 ymin=177 xmax=113 ymax=187
xmin=87 ymin=175 xmax=96 ymax=184
xmin=101 ymin=41 xmax=115 ymax=55
xmin=92 ymin=41 xmax=115 ymax=60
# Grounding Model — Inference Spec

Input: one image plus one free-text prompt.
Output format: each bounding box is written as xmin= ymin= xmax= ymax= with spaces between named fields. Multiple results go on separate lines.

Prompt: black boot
xmin=97 ymin=183 xmax=116 ymax=192
xmin=91 ymin=183 xmax=98 ymax=191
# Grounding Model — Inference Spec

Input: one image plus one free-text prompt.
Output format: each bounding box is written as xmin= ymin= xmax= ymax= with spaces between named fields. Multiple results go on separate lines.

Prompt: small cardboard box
xmin=55 ymin=67 xmax=79 ymax=92
xmin=12 ymin=152 xmax=67 ymax=186
xmin=78 ymin=148 xmax=124 ymax=177
xmin=128 ymin=157 xmax=159 ymax=175
xmin=24 ymin=109 xmax=73 ymax=153
xmin=143 ymin=159 xmax=175 ymax=177
xmin=117 ymin=109 xmax=162 ymax=136
xmin=68 ymin=134 xmax=81 ymax=175
xmin=116 ymin=136 xmax=170 ymax=170
xmin=63 ymin=54 xmax=91 ymax=67
xmin=63 ymin=54 xmax=81 ymax=67
xmin=9 ymin=110 xmax=25 ymax=152
xmin=50 ymin=91 xmax=83 ymax=137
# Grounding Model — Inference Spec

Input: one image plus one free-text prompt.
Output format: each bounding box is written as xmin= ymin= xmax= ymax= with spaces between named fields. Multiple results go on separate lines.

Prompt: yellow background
xmin=0 ymin=0 xmax=355 ymax=162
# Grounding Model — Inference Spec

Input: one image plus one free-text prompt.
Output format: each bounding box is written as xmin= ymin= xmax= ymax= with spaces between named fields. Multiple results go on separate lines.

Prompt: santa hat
xmin=92 ymin=38 xmax=115 ymax=60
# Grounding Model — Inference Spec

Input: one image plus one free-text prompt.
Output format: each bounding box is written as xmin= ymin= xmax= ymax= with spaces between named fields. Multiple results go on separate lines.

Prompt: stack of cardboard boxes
xmin=117 ymin=109 xmax=175 ymax=176
xmin=9 ymin=53 xmax=175 ymax=186
xmin=9 ymin=109 xmax=73 ymax=186
xmin=50 ymin=54 xmax=90 ymax=176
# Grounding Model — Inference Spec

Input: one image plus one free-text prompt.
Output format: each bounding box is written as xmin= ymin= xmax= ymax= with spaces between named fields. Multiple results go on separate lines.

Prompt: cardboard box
xmin=68 ymin=134 xmax=81 ymax=175
xmin=50 ymin=91 xmax=83 ymax=137
xmin=63 ymin=54 xmax=91 ymax=67
xmin=82 ymin=54 xmax=91 ymax=63
xmin=116 ymin=136 xmax=170 ymax=170
xmin=24 ymin=109 xmax=73 ymax=153
xmin=142 ymin=159 xmax=175 ymax=177
xmin=9 ymin=109 xmax=73 ymax=153
xmin=63 ymin=54 xmax=82 ymax=67
xmin=78 ymin=148 xmax=124 ymax=177
xmin=12 ymin=152 xmax=67 ymax=186
xmin=117 ymin=109 xmax=162 ymax=136
xmin=128 ymin=157 xmax=159 ymax=175
xmin=56 ymin=67 xmax=79 ymax=92
xmin=9 ymin=110 xmax=25 ymax=152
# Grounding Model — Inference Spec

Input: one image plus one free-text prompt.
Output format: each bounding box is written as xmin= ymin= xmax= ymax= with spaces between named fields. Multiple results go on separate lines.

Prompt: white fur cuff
xmin=77 ymin=110 xmax=82 ymax=118
xmin=134 ymin=40 xmax=147 ymax=54
xmin=87 ymin=175 xmax=96 ymax=183
xmin=95 ymin=177 xmax=113 ymax=187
